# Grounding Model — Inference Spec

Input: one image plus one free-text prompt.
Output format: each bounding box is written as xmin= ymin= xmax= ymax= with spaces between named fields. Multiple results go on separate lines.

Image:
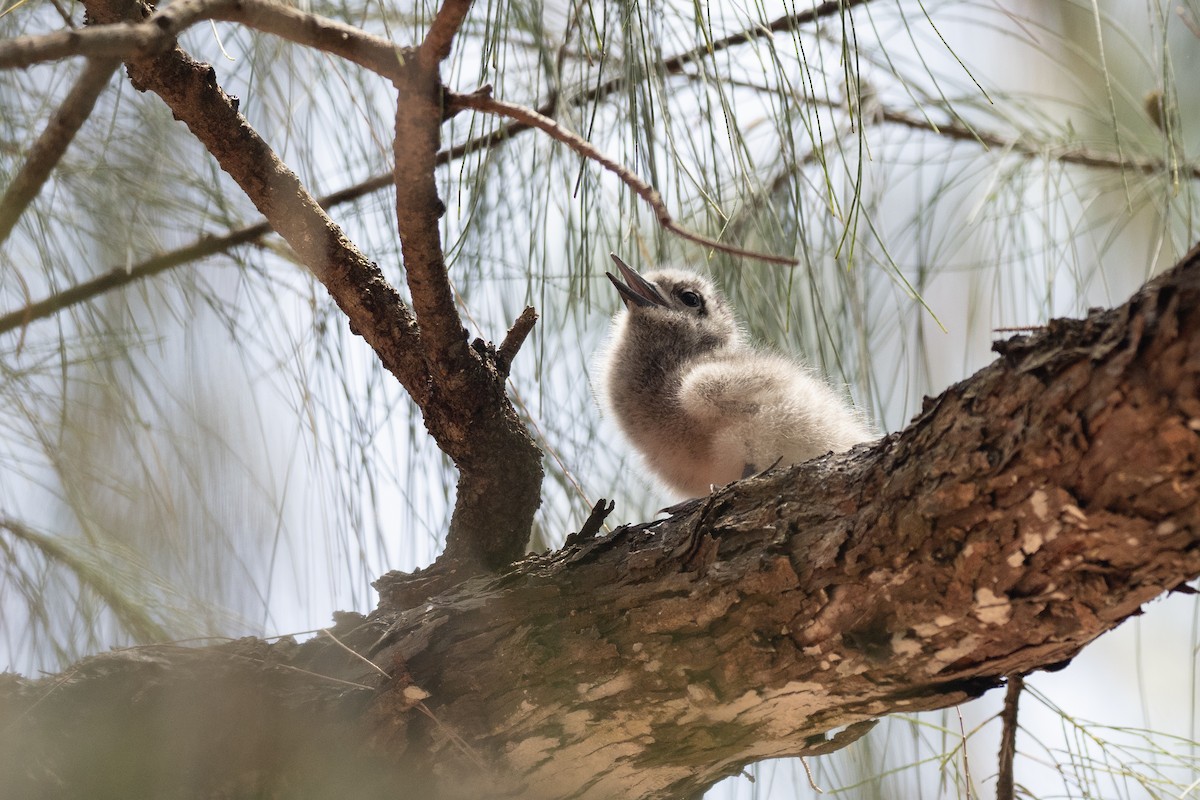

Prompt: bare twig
xmin=49 ymin=0 xmax=77 ymax=27
xmin=876 ymin=106 xmax=1200 ymax=182
xmin=319 ymin=629 xmax=391 ymax=679
xmin=0 ymin=58 xmax=119 ymax=247
xmin=496 ymin=306 xmax=538 ymax=376
xmin=800 ymin=757 xmax=823 ymax=793
xmin=685 ymin=0 xmax=871 ymax=68
xmin=563 ymin=498 xmax=615 ymax=547
xmin=956 ymin=705 xmax=974 ymax=800
xmin=588 ymin=0 xmax=873 ymax=106
xmin=996 ymin=675 xmax=1023 ymax=800
xmin=449 ymin=88 xmax=798 ymax=266
xmin=703 ymin=71 xmax=1200 ymax=183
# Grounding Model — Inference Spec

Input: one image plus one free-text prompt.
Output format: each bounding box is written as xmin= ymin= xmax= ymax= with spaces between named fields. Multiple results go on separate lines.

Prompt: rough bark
xmin=3 ymin=244 xmax=1199 ymax=799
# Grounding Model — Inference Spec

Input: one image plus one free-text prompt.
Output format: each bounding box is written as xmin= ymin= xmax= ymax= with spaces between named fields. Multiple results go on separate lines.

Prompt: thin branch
xmin=49 ymin=0 xmax=77 ymax=27
xmin=0 ymin=57 xmax=119 ymax=247
xmin=449 ymin=88 xmax=798 ymax=266
xmin=996 ymin=675 xmax=1023 ymax=800
xmin=956 ymin=706 xmax=974 ymax=800
xmin=496 ymin=305 xmax=537 ymax=376
xmin=393 ymin=71 xmax=471 ymax=397
xmin=876 ymin=105 xmax=1200 ymax=181
xmin=685 ymin=0 xmax=872 ymax=67
xmin=0 ymin=182 xmax=374 ymax=337
xmin=571 ymin=0 xmax=874 ymax=115
xmin=418 ymin=0 xmax=473 ymax=67
xmin=705 ymin=71 xmax=1200 ymax=182
xmin=0 ymin=26 xmax=163 ymax=69
xmin=0 ymin=226 xmax=259 ymax=337
xmin=391 ymin=34 xmax=547 ymax=573
xmin=0 ymin=0 xmax=405 ymax=81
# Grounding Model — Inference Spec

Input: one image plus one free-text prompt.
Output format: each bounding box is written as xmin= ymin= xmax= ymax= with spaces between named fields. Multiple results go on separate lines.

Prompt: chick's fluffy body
xmin=601 ymin=267 xmax=872 ymax=498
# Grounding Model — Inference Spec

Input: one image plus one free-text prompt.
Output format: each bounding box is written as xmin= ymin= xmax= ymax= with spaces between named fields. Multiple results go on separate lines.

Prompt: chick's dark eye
xmin=679 ymin=290 xmax=702 ymax=308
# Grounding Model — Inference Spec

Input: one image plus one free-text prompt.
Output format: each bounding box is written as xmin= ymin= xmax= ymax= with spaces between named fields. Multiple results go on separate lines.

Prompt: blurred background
xmin=2 ymin=0 xmax=1199 ymax=796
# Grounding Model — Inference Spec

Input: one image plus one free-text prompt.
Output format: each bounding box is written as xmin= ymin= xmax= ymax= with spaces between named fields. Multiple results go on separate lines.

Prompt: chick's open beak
xmin=606 ymin=254 xmax=669 ymax=309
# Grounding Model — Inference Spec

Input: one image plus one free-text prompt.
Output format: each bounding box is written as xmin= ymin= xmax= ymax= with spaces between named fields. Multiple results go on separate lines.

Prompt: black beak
xmin=606 ymin=254 xmax=668 ymax=309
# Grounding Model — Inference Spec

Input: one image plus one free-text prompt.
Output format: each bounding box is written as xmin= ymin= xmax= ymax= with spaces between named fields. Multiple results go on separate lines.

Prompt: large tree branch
xmin=4 ymin=242 xmax=1198 ymax=799
xmin=365 ymin=239 xmax=1200 ymax=796
xmin=364 ymin=241 xmax=1200 ymax=797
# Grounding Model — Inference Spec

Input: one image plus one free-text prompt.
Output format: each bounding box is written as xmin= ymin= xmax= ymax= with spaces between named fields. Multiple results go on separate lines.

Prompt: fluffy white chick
xmin=600 ymin=254 xmax=873 ymax=498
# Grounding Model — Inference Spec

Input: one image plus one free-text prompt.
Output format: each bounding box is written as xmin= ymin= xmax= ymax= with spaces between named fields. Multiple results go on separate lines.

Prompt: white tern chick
xmin=600 ymin=254 xmax=873 ymax=498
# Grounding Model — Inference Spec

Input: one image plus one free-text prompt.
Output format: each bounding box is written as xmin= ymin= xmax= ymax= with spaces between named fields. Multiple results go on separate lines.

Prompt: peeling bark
xmin=3 ymin=246 xmax=1199 ymax=799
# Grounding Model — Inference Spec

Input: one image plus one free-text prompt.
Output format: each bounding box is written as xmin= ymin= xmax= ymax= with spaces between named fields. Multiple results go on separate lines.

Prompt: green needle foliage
xmin=1 ymin=0 xmax=1198 ymax=796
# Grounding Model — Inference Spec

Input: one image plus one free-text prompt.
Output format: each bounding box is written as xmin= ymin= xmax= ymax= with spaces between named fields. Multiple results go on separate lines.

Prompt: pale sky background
xmin=1 ymin=0 xmax=1198 ymax=798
